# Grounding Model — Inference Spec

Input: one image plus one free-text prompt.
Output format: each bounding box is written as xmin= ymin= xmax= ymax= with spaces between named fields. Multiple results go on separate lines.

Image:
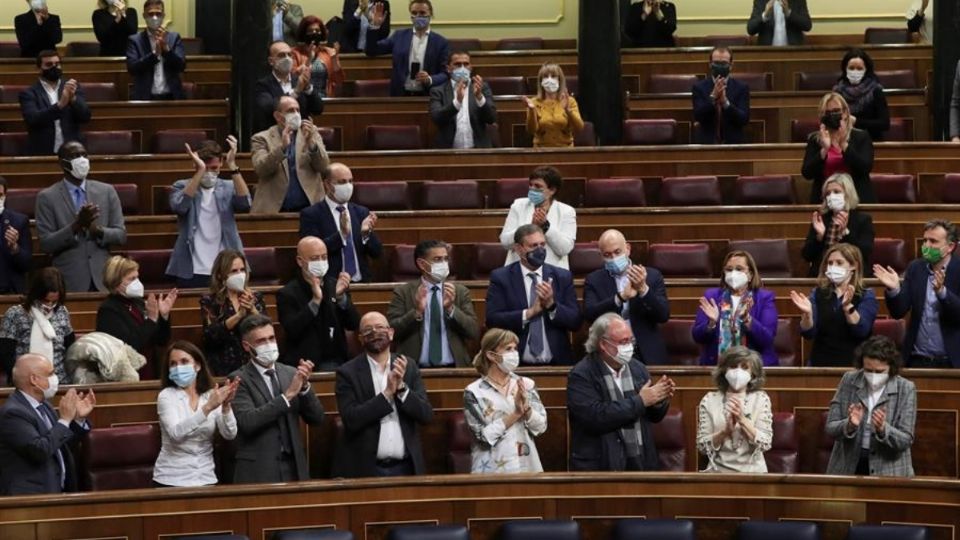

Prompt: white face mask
xmin=540 ymin=77 xmax=560 ymax=93
xmin=274 ymin=56 xmax=294 ymax=75
xmin=307 ymin=259 xmax=328 ymax=278
xmin=428 ymin=261 xmax=449 ymax=282
xmin=333 ymin=182 xmax=354 ymax=203
xmin=284 ymin=111 xmax=302 ymax=130
xmin=825 ymin=192 xmax=845 ymax=212
xmin=864 ymin=371 xmax=889 ymax=391
xmin=41 ymin=374 xmax=59 ymax=399
xmin=252 ymin=342 xmax=279 ymax=368
xmin=30 ymin=0 xmax=46 ymax=12
xmin=725 ymin=367 xmax=751 ymax=392
xmin=846 ymin=69 xmax=865 ymax=85
xmin=825 ymin=264 xmax=849 ymax=284
xmin=67 ymin=157 xmax=90 ymax=180
xmin=199 ymin=171 xmax=218 ymax=189
xmin=611 ymin=343 xmax=634 ymax=366
xmin=146 ymin=15 xmax=163 ymax=31
xmin=497 ymin=350 xmax=520 ymax=373
xmin=225 ymin=272 xmax=246 ymax=292
xmin=725 ymin=270 xmax=749 ymax=291
xmin=123 ymin=278 xmax=145 ymax=299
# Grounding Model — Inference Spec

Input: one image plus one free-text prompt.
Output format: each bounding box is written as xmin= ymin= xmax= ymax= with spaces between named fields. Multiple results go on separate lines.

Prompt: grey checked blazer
xmin=825 ymin=370 xmax=916 ymax=477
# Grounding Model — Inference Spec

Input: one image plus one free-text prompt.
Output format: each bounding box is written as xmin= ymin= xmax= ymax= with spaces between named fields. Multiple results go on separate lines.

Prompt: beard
xmin=363 ymin=333 xmax=391 ymax=354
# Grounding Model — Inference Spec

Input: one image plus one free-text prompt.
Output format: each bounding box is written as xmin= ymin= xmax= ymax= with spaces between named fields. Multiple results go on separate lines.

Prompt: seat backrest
xmin=797 ymin=71 xmax=839 ymax=91
xmin=0 ymin=42 xmax=20 ymax=58
xmin=486 ymin=123 xmax=502 ymax=148
xmin=181 ymin=37 xmax=205 ymax=55
xmin=816 ymin=411 xmax=834 ymax=472
xmin=660 ymin=319 xmax=700 ymax=365
xmin=885 ymin=117 xmax=914 ymax=141
xmin=365 ymin=125 xmax=422 ymax=150
xmin=564 ymin=75 xmax=579 ymax=96
xmin=126 ymin=249 xmax=176 ymax=288
xmin=421 ymin=180 xmax=481 ymax=209
xmin=181 ymin=81 xmax=197 ymax=99
xmin=791 ymin=118 xmax=820 ymax=143
xmin=272 ymin=530 xmax=356 ymax=540
xmin=0 ymin=84 xmax=29 ymax=104
xmin=574 ymin=120 xmax=596 ymax=146
xmin=82 ymin=82 xmax=119 ymax=102
xmin=0 ymin=132 xmax=28 ymax=157
xmin=870 ymin=173 xmax=916 ymax=203
xmin=612 ymin=519 xmax=695 ymax=540
xmin=447 ymin=38 xmax=482 ymax=52
xmin=152 ymin=129 xmax=207 ymax=154
xmin=847 ymin=525 xmax=928 ymax=540
xmin=113 ymin=183 xmax=140 ymax=216
xmin=871 ymin=238 xmax=908 ymax=274
xmin=492 ymin=178 xmax=530 ymax=208
xmin=353 ymin=79 xmax=391 ymax=98
xmin=447 ymin=411 xmax=472 ymax=474
xmin=353 ymin=181 xmax=410 ymax=210
xmin=728 ymin=239 xmax=792 ymax=278
xmin=498 ymin=520 xmax=580 ymax=540
xmin=774 ymin=318 xmax=798 ymax=367
xmin=81 ymin=424 xmax=161 ymax=491
xmin=864 ymin=27 xmax=911 ymax=44
xmin=388 ymin=244 xmax=421 ymax=282
xmin=318 ymin=126 xmax=341 ymax=151
xmin=622 ymin=119 xmax=677 ymax=145
xmin=877 ymin=69 xmax=917 ymax=89
xmin=705 ymin=35 xmax=751 ymax=46
xmin=647 ymin=73 xmax=699 ymax=94
xmin=660 ymin=176 xmax=722 ymax=206
xmin=568 ymin=242 xmax=602 ymax=279
xmin=85 ymin=130 xmax=136 ymax=155
xmin=584 ymin=178 xmax=646 ymax=207
xmin=648 ymin=243 xmax=712 ymax=278
xmin=472 ymin=243 xmax=508 ymax=279
xmin=386 ymin=525 xmax=470 ymax=540
xmin=485 ymin=76 xmax=527 ymax=95
xmin=495 ymin=37 xmax=543 ymax=50
xmin=246 ymin=247 xmax=279 ymax=285
xmin=651 ymin=409 xmax=686 ymax=471
xmin=6 ymin=188 xmax=42 ymax=218
xmin=734 ymin=175 xmax=795 ymax=205
xmin=737 ymin=521 xmax=819 ymax=540
xmin=735 ymin=72 xmax=772 ymax=92
xmin=944 ymin=174 xmax=960 ymax=204
xmin=873 ymin=318 xmax=906 ymax=350
xmin=765 ymin=412 xmax=799 ymax=473
xmin=65 ymin=41 xmax=101 ymax=57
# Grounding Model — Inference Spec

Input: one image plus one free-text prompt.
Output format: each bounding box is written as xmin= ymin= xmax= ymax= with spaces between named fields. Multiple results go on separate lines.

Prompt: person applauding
xmin=524 ymin=63 xmax=584 ymax=148
xmin=802 ymin=92 xmax=875 ymax=204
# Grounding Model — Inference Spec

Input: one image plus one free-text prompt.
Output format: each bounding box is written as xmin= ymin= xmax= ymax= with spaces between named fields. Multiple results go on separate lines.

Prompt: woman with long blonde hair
xmin=523 ymin=63 xmax=584 ymax=148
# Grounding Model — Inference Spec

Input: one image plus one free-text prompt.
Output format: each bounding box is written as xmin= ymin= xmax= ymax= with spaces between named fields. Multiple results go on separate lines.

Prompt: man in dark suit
xmin=485 ymin=224 xmax=582 ymax=365
xmin=19 ymin=50 xmax=91 ymax=156
xmin=14 ymin=0 xmax=62 ymax=58
xmin=333 ymin=311 xmax=434 ymax=478
xmin=584 ymin=229 xmax=670 ymax=365
xmin=299 ymin=162 xmax=383 ymax=282
xmin=875 ymin=219 xmax=960 ymax=368
xmin=567 ymin=314 xmax=674 ymax=471
xmin=340 ymin=0 xmax=390 ymax=53
xmin=0 ymin=177 xmax=32 ymax=294
xmin=125 ymin=0 xmax=187 ymax=100
xmin=365 ymin=0 xmax=450 ymax=96
xmin=0 ymin=353 xmax=94 ymax=495
xmin=622 ymin=0 xmax=677 ymax=47
xmin=252 ymin=40 xmax=325 ymax=134
xmin=692 ymin=47 xmax=750 ymax=145
xmin=747 ymin=0 xmax=812 ymax=46
xmin=277 ymin=236 xmax=360 ymax=371
xmin=428 ymin=50 xmax=497 ymax=149
xmin=232 ymin=314 xmax=325 ymax=483
xmin=386 ymin=239 xmax=480 ymax=367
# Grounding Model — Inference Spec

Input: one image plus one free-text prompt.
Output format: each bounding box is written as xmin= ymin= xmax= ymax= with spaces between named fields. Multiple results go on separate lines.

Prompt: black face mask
xmin=306 ymin=33 xmax=325 ymax=45
xmin=821 ymin=111 xmax=843 ymax=130
xmin=710 ymin=62 xmax=730 ymax=79
xmin=41 ymin=66 xmax=61 ymax=82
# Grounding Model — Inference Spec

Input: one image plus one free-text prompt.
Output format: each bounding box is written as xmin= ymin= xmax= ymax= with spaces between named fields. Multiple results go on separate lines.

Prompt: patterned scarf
xmin=835 ymin=76 xmax=880 ymax=116
xmin=718 ymin=288 xmax=752 ymax=355
xmin=824 ymin=211 xmax=846 ymax=246
xmin=601 ymin=360 xmax=644 ymax=458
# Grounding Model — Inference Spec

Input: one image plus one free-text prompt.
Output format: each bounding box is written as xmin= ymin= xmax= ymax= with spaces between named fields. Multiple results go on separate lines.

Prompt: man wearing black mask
xmin=485 ymin=223 xmax=582 ymax=366
xmin=692 ymin=46 xmax=750 ymax=144
xmin=18 ymin=50 xmax=91 ymax=156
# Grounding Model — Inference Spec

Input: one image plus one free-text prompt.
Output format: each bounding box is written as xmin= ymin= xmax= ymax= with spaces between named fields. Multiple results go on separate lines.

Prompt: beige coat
xmin=250 ymin=124 xmax=329 ymax=213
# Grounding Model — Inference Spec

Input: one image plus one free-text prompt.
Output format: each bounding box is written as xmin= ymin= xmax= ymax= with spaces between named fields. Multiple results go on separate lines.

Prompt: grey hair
xmin=711 ymin=346 xmax=765 ymax=393
xmin=585 ymin=312 xmax=624 ymax=354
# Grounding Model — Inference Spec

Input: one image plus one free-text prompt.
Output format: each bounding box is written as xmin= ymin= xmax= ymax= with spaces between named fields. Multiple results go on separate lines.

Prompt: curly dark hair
xmin=853 ymin=335 xmax=901 ymax=376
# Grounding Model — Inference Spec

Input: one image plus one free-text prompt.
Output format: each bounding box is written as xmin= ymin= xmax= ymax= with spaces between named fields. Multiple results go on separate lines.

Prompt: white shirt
xmin=861 ymin=385 xmax=885 ymax=449
xmin=324 ymin=196 xmax=362 ymax=281
xmin=273 ymin=71 xmax=294 ymax=96
xmin=190 ymin=186 xmax=223 ymax=276
xmin=148 ymin=32 xmax=170 ymax=95
xmin=367 ymin=355 xmax=406 ymax=460
xmin=604 ymin=361 xmax=628 ymax=394
xmin=153 ymin=386 xmax=237 ymax=487
xmin=40 ymin=78 xmax=63 ymax=152
xmin=771 ymin=1 xmax=788 ymax=46
xmin=451 ymin=80 xmax=476 ymax=149
xmin=404 ymin=30 xmax=430 ymax=92
xmin=500 ymin=198 xmax=578 ymax=269
xmin=520 ymin=265 xmax=552 ymax=364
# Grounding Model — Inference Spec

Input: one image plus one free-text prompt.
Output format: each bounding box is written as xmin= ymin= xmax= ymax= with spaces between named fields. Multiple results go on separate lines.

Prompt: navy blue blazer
xmin=298 ymin=201 xmax=384 ymax=283
xmin=0 ymin=208 xmax=32 ymax=294
xmin=886 ymin=256 xmax=960 ymax=367
xmin=485 ymin=262 xmax=582 ymax=365
xmin=583 ymin=267 xmax=670 ymax=365
xmin=125 ymin=30 xmax=186 ymax=100
xmin=691 ymin=76 xmax=750 ymax=144
xmin=0 ymin=390 xmax=89 ymax=495
xmin=252 ymin=74 xmax=325 ymax=135
xmin=340 ymin=0 xmax=390 ymax=53
xmin=567 ymin=355 xmax=669 ymax=471
xmin=19 ymin=80 xmax=91 ymax=156
xmin=365 ymin=27 xmax=449 ymax=96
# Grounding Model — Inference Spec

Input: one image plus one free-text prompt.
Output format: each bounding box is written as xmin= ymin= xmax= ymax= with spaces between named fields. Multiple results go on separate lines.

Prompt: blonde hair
xmin=102 ymin=255 xmax=139 ymax=292
xmin=720 ymin=250 xmax=762 ymax=291
xmin=820 ymin=173 xmax=859 ymax=212
xmin=472 ymin=328 xmax=519 ymax=375
xmin=535 ymin=63 xmax=568 ymax=100
xmin=817 ymin=243 xmax=865 ymax=294
xmin=818 ymin=92 xmax=850 ymax=118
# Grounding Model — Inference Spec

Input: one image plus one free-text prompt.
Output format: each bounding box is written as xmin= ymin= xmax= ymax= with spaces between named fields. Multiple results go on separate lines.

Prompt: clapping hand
xmin=472 ymin=74 xmax=484 ymax=100
xmin=76 ymin=204 xmax=100 ymax=230
xmin=514 ymin=383 xmax=530 ymax=418
xmin=934 ymin=268 xmax=946 ymax=293
xmin=384 ymin=355 xmax=408 ymax=399
xmin=442 ymin=282 xmax=456 ymax=311
xmin=455 ymin=80 xmax=467 ymax=102
xmin=818 ymin=125 xmax=833 ymax=151
xmin=522 ymin=96 xmax=536 ymax=110
xmin=296 ymin=66 xmax=311 ymax=93
xmin=415 ymin=283 xmax=428 ymax=317
xmin=531 ymin=207 xmax=547 ymax=225
xmin=638 ymin=375 xmax=674 ymax=406
xmin=872 ymin=265 xmax=901 ymax=290
xmin=848 ymin=402 xmax=865 ymax=429
xmin=75 ymin=389 xmax=96 ymax=421
xmin=789 ymin=290 xmax=813 ymax=314
xmin=335 ymin=271 xmax=351 ymax=298
xmin=301 ymin=118 xmax=321 ymax=149
xmin=145 ymin=293 xmax=160 ymax=321
xmin=535 ymin=278 xmax=555 ymax=310
xmin=225 ymin=135 xmax=238 ymax=170
xmin=4 ymin=224 xmax=20 ymax=252
xmin=699 ymin=297 xmax=720 ymax=323
xmin=812 ymin=211 xmax=826 ymax=239
xmin=284 ymin=359 xmax=315 ymax=400
xmin=185 ymin=143 xmax=205 ymax=171
xmin=238 ymin=292 xmax=258 ymax=315
xmin=626 ymin=264 xmax=648 ymax=296
xmin=871 ymin=406 xmax=886 ymax=435
xmin=157 ymin=289 xmax=178 ymax=319
xmin=833 ymin=210 xmax=849 ymax=231
xmin=559 ymin=90 xmax=571 ymax=111
xmin=308 ymin=274 xmax=323 ymax=302
xmin=361 ymin=212 xmax=377 ymax=234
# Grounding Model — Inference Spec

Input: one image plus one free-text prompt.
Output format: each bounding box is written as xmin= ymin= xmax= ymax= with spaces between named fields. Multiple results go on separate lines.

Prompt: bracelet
xmin=615 ymin=292 xmax=625 ymax=304
xmin=230 ymin=168 xmax=241 ymax=175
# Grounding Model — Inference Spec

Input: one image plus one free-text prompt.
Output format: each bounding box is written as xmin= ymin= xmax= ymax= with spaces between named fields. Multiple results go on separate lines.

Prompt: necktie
xmin=73 ymin=187 xmax=86 ymax=212
xmin=527 ymin=272 xmax=544 ymax=359
xmin=428 ymin=285 xmax=443 ymax=366
xmin=37 ymin=403 xmax=66 ymax=489
xmin=337 ymin=206 xmax=359 ymax=277
xmin=265 ymin=369 xmax=292 ymax=454
xmin=715 ymin=101 xmax=724 ymax=144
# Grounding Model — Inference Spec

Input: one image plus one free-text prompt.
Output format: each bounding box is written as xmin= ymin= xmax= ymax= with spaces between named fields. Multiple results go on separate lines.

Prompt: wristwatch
xmin=230 ymin=168 xmax=241 ymax=175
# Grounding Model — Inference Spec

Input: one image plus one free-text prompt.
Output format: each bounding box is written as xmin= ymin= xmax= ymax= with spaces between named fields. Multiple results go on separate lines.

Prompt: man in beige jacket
xmin=251 ymin=95 xmax=329 ymax=213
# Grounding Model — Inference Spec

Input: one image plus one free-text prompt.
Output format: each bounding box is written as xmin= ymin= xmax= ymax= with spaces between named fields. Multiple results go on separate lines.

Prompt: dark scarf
xmin=834 ymin=76 xmax=880 ymax=115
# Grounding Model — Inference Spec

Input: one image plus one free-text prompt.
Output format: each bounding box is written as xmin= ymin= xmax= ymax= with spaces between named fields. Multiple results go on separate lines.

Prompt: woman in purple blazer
xmin=693 ymin=250 xmax=779 ymax=366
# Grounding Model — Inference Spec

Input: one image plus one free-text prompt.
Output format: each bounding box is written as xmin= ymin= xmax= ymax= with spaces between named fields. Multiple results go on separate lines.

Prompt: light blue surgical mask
xmin=169 ymin=364 xmax=198 ymax=388
xmin=528 ymin=189 xmax=545 ymax=206
xmin=452 ymin=66 xmax=471 ymax=83
xmin=604 ymin=254 xmax=629 ymax=275
xmin=411 ymin=15 xmax=430 ymax=30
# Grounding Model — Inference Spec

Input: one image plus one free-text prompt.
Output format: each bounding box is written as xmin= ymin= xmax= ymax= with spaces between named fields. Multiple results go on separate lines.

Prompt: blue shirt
xmin=419 ymin=279 xmax=455 ymax=367
xmin=913 ymin=266 xmax=948 ymax=357
xmin=280 ymin=132 xmax=311 ymax=212
xmin=272 ymin=10 xmax=285 ymax=42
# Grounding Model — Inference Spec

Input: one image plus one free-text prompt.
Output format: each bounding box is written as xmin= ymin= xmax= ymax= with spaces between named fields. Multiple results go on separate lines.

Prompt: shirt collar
xmin=19 ymin=389 xmax=42 ymax=409
xmin=928 ymin=255 xmax=952 ymax=274
xmin=367 ymin=354 xmax=389 ymax=374
xmin=273 ymin=71 xmax=292 ymax=86
xmin=63 ymin=178 xmax=87 ymax=192
xmin=603 ymin=358 xmax=624 ymax=378
xmin=325 ymin=196 xmax=345 ymax=211
xmin=420 ymin=276 xmax=443 ymax=288
xmin=252 ymin=360 xmax=274 ymax=376
xmin=521 ymin=264 xmax=544 ymax=279
xmin=39 ymin=78 xmax=59 ymax=93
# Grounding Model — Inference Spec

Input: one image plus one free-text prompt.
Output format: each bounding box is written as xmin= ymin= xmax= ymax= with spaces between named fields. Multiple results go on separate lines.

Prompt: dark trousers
xmin=855 ymin=448 xmax=871 ymax=475
xmin=278 ymin=455 xmax=297 ymax=482
xmin=375 ymin=457 xmax=414 ymax=477
xmin=908 ymin=354 xmax=952 ymax=368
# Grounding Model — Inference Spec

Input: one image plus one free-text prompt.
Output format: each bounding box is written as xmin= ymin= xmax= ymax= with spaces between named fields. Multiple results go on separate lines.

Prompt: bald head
xmin=360 ymin=311 xmax=389 ymax=330
xmin=323 ymin=162 xmax=355 ymax=202
xmin=598 ymin=229 xmax=630 ymax=260
xmin=12 ymin=354 xmax=53 ymax=391
xmin=296 ymin=236 xmax=328 ymax=276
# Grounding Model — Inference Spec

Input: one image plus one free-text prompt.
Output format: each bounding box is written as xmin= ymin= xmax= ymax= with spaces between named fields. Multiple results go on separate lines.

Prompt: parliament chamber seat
xmin=872 ymin=238 xmax=908 ymax=273
xmin=0 ymin=41 xmax=18 ymax=57
xmin=728 ymin=239 xmax=792 ymax=278
xmin=877 ymin=69 xmax=917 ymax=89
xmin=5 ymin=188 xmax=41 ymax=218
xmin=353 ymin=79 xmax=391 ymax=98
xmin=318 ymin=126 xmax=342 ymax=151
xmin=246 ymin=247 xmax=281 ymax=286
xmin=448 ymin=38 xmax=482 ymax=52
xmin=873 ymin=318 xmax=906 ymax=350
xmin=736 ymin=521 xmax=819 ymax=540
xmin=472 ymin=243 xmax=508 ymax=279
xmin=498 ymin=520 xmax=580 ymax=540
xmin=485 ymin=76 xmax=528 ymax=96
xmin=568 ymin=242 xmax=603 ymax=278
xmin=774 ymin=318 xmax=799 ymax=366
xmin=485 ymin=122 xmax=503 ymax=148
xmin=447 ymin=412 xmax=472 ymax=474
xmin=172 ymin=535 xmax=249 ymax=540
xmin=886 ymin=117 xmax=915 ymax=141
xmin=0 ymin=132 xmax=26 ymax=157
xmin=182 ymin=37 xmax=205 ymax=56
xmin=647 ymin=74 xmax=700 ymax=94
xmin=846 ymin=525 xmax=928 ymax=540
xmin=387 ymin=244 xmax=422 ymax=282
xmin=365 ymin=125 xmax=422 ymax=150
xmin=651 ymin=409 xmax=687 ymax=472
xmin=181 ymin=81 xmax=198 ymax=100
xmin=80 ymin=82 xmax=120 ymax=102
xmin=612 ymin=519 xmax=696 ymax=540
xmin=0 ymin=84 xmax=28 ymax=103
xmin=573 ymin=120 xmax=595 ymax=146
xmin=871 ymin=173 xmax=917 ymax=203
xmin=648 ymin=243 xmax=712 ymax=278
xmin=491 ymin=178 xmax=530 ymax=208
xmin=80 ymin=423 xmax=160 ymax=491
xmin=659 ymin=176 xmax=722 ymax=206
xmin=64 ymin=41 xmax=102 ymax=57
xmin=765 ymin=412 xmax=800 ymax=473
xmin=733 ymin=175 xmax=795 ymax=205
xmin=735 ymin=72 xmax=773 ymax=92
xmin=85 ymin=130 xmax=137 ymax=155
xmin=816 ymin=411 xmax=834 ymax=472
xmin=942 ymin=174 xmax=960 ymax=203
xmin=660 ymin=319 xmax=698 ymax=365
xmin=583 ymin=178 xmax=646 ymax=207
xmin=387 ymin=524 xmax=469 ymax=540
xmin=422 ymin=180 xmax=482 ymax=209
xmin=352 ymin=181 xmax=411 ymax=210
xmin=864 ymin=28 xmax=912 ymax=44
xmin=113 ymin=183 xmax=140 ymax=215
xmin=705 ymin=35 xmax=751 ymax=47
xmin=796 ymin=71 xmax=838 ymax=91
xmin=273 ymin=530 xmax=355 ymax=540
xmin=622 ymin=119 xmax=678 ymax=145
xmin=126 ymin=249 xmax=176 ymax=288
xmin=791 ymin=118 xmax=819 ymax=142
xmin=152 ymin=129 xmax=209 ymax=154
xmin=495 ymin=37 xmax=544 ymax=50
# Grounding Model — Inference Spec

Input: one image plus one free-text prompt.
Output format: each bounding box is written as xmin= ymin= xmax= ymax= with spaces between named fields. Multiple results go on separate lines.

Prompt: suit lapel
xmin=56 ymin=181 xmax=77 ymax=219
xmin=355 ymin=356 xmax=377 ymax=402
xmin=243 ymin=362 xmax=273 ymax=403
xmin=509 ymin=263 xmax=529 ymax=309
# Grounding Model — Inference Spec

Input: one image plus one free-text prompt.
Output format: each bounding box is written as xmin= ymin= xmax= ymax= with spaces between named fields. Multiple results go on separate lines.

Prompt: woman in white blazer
xmin=499 ymin=166 xmax=578 ymax=269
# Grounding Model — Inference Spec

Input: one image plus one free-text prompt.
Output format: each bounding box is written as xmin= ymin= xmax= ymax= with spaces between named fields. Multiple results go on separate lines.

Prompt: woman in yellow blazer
xmin=524 ymin=63 xmax=584 ymax=148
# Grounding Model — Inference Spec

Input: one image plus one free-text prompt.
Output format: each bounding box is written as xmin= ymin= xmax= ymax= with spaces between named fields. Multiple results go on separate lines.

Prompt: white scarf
xmin=29 ymin=305 xmax=56 ymax=364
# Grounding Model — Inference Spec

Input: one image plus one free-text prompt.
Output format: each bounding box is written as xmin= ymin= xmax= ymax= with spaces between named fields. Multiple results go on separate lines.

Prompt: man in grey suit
xmin=428 ymin=50 xmax=497 ymax=149
xmin=231 ymin=314 xmax=325 ymax=483
xmin=35 ymin=141 xmax=126 ymax=292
